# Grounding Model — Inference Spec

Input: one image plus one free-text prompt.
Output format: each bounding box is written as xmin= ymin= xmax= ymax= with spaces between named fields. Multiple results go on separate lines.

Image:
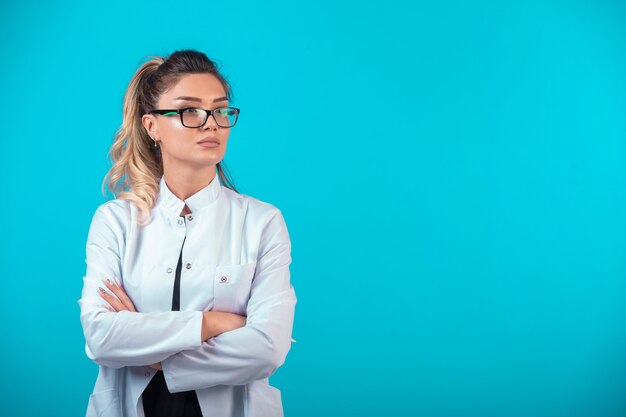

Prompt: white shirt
xmin=78 ymin=173 xmax=297 ymax=417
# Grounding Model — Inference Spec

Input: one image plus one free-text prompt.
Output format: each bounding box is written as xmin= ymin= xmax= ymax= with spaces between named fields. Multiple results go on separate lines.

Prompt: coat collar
xmin=155 ymin=173 xmax=222 ymax=216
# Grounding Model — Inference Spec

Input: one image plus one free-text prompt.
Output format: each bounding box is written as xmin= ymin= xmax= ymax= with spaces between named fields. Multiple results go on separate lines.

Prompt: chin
xmin=196 ymin=156 xmax=223 ymax=166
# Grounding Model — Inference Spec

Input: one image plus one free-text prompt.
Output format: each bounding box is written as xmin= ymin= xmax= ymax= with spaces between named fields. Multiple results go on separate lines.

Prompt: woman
xmin=78 ymin=49 xmax=297 ymax=417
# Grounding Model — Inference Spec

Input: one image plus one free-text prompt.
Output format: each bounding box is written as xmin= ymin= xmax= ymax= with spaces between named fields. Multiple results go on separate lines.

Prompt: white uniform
xmin=77 ymin=174 xmax=297 ymax=417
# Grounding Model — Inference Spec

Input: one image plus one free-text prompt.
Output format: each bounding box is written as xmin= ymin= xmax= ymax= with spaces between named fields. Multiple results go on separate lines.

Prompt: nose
xmin=203 ymin=113 xmax=218 ymax=130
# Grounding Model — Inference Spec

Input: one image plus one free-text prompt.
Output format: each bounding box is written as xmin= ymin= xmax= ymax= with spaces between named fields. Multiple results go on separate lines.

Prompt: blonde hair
xmin=101 ymin=50 xmax=238 ymax=226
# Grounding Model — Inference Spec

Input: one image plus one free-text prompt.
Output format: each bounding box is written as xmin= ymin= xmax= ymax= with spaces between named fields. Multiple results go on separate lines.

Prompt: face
xmin=142 ymin=73 xmax=232 ymax=171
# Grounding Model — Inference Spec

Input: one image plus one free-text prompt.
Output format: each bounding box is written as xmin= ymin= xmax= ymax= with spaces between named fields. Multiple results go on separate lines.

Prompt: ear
xmin=141 ymin=114 xmax=158 ymax=139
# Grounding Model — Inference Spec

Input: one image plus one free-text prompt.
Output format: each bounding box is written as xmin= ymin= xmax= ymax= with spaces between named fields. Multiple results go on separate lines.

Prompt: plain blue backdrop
xmin=1 ymin=1 xmax=625 ymax=416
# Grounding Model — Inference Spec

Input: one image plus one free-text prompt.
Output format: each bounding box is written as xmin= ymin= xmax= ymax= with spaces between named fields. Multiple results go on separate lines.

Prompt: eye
xmin=182 ymin=107 xmax=202 ymax=114
xmin=216 ymin=108 xmax=236 ymax=116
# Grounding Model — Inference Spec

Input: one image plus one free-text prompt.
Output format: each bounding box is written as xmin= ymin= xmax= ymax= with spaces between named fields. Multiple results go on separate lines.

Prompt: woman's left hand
xmin=99 ymin=278 xmax=137 ymax=312
xmin=99 ymin=279 xmax=160 ymax=369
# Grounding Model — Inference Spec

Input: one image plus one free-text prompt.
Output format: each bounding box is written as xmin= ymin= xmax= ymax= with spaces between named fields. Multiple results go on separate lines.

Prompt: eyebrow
xmin=173 ymin=96 xmax=228 ymax=103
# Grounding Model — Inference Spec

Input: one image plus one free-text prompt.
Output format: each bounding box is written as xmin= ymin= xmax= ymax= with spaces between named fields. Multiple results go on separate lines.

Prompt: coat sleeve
xmin=78 ymin=205 xmax=203 ymax=369
xmin=161 ymin=209 xmax=297 ymax=392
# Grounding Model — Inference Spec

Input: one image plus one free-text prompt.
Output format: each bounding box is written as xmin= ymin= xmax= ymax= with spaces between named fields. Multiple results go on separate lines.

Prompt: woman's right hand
xmin=201 ymin=311 xmax=247 ymax=341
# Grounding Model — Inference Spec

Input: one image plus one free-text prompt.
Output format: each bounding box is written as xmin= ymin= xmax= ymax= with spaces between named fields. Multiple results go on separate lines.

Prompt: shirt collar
xmin=156 ymin=173 xmax=222 ymax=216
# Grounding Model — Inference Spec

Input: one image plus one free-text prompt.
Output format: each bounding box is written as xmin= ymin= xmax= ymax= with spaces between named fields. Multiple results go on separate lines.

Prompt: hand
xmin=201 ymin=311 xmax=247 ymax=341
xmin=99 ymin=278 xmax=137 ymax=312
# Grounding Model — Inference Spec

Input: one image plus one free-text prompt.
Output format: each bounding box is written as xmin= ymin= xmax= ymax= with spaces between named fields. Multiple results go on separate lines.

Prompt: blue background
xmin=1 ymin=1 xmax=625 ymax=416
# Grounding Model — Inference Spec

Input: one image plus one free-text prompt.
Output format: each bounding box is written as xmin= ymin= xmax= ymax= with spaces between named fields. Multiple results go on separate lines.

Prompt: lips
xmin=197 ymin=137 xmax=220 ymax=145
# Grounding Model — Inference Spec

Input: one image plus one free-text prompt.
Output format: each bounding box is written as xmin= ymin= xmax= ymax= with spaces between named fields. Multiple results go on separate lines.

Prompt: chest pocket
xmin=213 ymin=260 xmax=257 ymax=315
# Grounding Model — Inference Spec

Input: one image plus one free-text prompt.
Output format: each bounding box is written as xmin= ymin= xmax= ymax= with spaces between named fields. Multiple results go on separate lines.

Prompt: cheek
xmin=162 ymin=127 xmax=194 ymax=150
xmin=218 ymin=131 xmax=230 ymax=145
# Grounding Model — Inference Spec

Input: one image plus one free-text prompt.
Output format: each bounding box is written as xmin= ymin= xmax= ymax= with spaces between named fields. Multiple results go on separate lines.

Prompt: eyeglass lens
xmin=182 ymin=108 xmax=238 ymax=128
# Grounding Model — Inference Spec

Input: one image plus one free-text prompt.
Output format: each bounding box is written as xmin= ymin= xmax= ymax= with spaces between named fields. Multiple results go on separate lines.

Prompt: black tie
xmin=172 ymin=235 xmax=186 ymax=311
xmin=142 ymin=215 xmax=203 ymax=417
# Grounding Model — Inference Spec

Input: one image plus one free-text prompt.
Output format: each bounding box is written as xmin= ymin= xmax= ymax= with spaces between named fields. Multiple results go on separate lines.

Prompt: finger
xmin=105 ymin=278 xmax=136 ymax=312
xmin=98 ymin=287 xmax=126 ymax=311
xmin=102 ymin=304 xmax=116 ymax=312
xmin=105 ymin=279 xmax=137 ymax=312
xmin=99 ymin=287 xmax=125 ymax=311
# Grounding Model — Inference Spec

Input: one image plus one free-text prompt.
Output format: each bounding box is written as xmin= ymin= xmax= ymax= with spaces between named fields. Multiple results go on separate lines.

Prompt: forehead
xmin=159 ymin=73 xmax=227 ymax=104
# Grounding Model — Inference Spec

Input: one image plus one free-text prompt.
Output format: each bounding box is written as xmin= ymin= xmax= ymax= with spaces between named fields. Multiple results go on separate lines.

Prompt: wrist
xmin=201 ymin=311 xmax=219 ymax=341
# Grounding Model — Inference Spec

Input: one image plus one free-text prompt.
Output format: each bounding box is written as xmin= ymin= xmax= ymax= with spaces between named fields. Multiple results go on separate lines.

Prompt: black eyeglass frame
xmin=148 ymin=106 xmax=241 ymax=128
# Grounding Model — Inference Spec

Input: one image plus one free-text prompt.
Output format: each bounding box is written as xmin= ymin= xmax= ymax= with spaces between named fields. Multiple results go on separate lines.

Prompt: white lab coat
xmin=77 ymin=174 xmax=297 ymax=417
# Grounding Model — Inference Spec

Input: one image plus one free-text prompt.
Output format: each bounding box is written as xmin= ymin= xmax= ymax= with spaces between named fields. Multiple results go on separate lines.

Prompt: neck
xmin=162 ymin=164 xmax=217 ymax=201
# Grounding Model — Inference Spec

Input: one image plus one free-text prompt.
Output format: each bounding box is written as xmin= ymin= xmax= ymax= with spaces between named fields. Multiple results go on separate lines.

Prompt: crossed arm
xmin=78 ymin=206 xmax=297 ymax=391
xmin=98 ymin=279 xmax=247 ymax=370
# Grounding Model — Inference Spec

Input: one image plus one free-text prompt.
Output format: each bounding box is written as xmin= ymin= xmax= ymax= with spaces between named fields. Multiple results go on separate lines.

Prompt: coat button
xmin=145 ymin=371 xmax=150 ymax=377
xmin=178 ymin=218 xmax=183 ymax=225
xmin=167 ymin=268 xmax=173 ymax=273
xmin=185 ymin=263 xmax=192 ymax=269
xmin=219 ymin=275 xmax=229 ymax=283
xmin=187 ymin=215 xmax=193 ymax=221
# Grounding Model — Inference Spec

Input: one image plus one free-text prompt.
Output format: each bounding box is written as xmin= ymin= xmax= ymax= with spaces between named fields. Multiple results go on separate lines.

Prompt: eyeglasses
xmin=148 ymin=106 xmax=240 ymax=128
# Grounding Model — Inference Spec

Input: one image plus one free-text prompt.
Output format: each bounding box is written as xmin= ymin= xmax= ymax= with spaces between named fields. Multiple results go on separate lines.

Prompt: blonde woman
xmin=78 ymin=49 xmax=296 ymax=417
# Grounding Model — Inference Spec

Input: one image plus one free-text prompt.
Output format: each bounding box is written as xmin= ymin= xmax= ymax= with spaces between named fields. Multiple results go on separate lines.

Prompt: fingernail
xmin=99 ymin=287 xmax=105 ymax=293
